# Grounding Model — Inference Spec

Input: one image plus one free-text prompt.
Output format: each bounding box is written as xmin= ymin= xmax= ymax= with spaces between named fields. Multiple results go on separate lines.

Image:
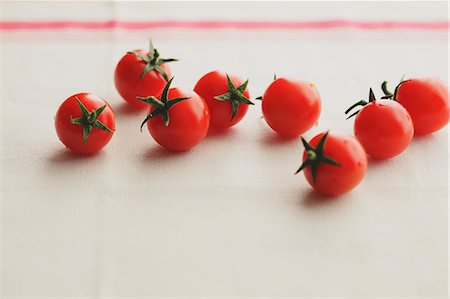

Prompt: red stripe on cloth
xmin=1 ymin=20 xmax=449 ymax=30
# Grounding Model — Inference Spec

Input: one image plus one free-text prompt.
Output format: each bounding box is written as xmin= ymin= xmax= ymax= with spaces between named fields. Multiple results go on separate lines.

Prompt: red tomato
xmin=296 ymin=131 xmax=367 ymax=196
xmin=261 ymin=78 xmax=321 ymax=137
xmin=55 ymin=93 xmax=115 ymax=154
xmin=114 ymin=42 xmax=176 ymax=110
xmin=139 ymin=79 xmax=210 ymax=151
xmin=346 ymin=88 xmax=414 ymax=159
xmin=194 ymin=71 xmax=252 ymax=130
xmin=388 ymin=78 xmax=449 ymax=135
xmin=354 ymin=100 xmax=413 ymax=159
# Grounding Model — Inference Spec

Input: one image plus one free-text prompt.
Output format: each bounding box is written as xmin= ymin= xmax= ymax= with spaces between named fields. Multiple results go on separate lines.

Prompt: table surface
xmin=1 ymin=1 xmax=448 ymax=298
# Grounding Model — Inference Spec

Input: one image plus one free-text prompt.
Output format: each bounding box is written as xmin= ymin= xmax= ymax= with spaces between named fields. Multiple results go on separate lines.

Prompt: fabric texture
xmin=1 ymin=1 xmax=448 ymax=297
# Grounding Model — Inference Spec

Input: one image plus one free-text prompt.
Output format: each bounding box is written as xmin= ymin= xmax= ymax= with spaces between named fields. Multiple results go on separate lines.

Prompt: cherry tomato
xmin=114 ymin=41 xmax=176 ymax=110
xmin=261 ymin=78 xmax=321 ymax=137
xmin=55 ymin=93 xmax=115 ymax=154
xmin=194 ymin=71 xmax=253 ymax=130
xmin=139 ymin=78 xmax=210 ymax=151
xmin=346 ymin=88 xmax=414 ymax=159
xmin=382 ymin=78 xmax=449 ymax=135
xmin=296 ymin=131 xmax=367 ymax=196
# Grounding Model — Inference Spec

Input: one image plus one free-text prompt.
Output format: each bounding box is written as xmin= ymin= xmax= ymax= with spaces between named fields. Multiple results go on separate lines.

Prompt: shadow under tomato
xmin=41 ymin=148 xmax=108 ymax=189
xmin=412 ymin=132 xmax=440 ymax=143
xmin=300 ymin=189 xmax=343 ymax=208
xmin=206 ymin=126 xmax=237 ymax=139
xmin=367 ymin=155 xmax=388 ymax=165
xmin=365 ymin=154 xmax=396 ymax=172
xmin=114 ymin=102 xmax=147 ymax=117
xmin=47 ymin=148 xmax=105 ymax=164
xmin=261 ymin=131 xmax=299 ymax=146
xmin=143 ymin=145 xmax=190 ymax=162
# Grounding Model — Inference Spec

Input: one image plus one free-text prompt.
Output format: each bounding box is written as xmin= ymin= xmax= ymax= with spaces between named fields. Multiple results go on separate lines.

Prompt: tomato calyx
xmin=138 ymin=77 xmax=190 ymax=129
xmin=214 ymin=74 xmax=254 ymax=121
xmin=380 ymin=78 xmax=410 ymax=100
xmin=128 ymin=40 xmax=177 ymax=81
xmin=344 ymin=87 xmax=378 ymax=119
xmin=294 ymin=131 xmax=341 ymax=184
xmin=69 ymin=97 xmax=113 ymax=144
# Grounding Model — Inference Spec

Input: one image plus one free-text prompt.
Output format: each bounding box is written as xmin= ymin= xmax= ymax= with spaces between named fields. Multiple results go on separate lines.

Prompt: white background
xmin=1 ymin=1 xmax=448 ymax=298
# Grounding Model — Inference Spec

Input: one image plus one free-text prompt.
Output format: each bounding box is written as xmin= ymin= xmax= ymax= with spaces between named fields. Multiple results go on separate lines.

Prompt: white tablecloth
xmin=1 ymin=1 xmax=448 ymax=297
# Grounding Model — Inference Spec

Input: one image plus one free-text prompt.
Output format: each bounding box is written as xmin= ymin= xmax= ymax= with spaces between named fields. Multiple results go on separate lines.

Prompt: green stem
xmin=213 ymin=74 xmax=253 ymax=121
xmin=295 ymin=132 xmax=341 ymax=184
xmin=138 ymin=78 xmax=190 ymax=128
xmin=344 ymin=100 xmax=367 ymax=115
xmin=307 ymin=150 xmax=316 ymax=160
xmin=129 ymin=40 xmax=177 ymax=82
xmin=70 ymin=97 xmax=113 ymax=144
xmin=381 ymin=81 xmax=393 ymax=97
